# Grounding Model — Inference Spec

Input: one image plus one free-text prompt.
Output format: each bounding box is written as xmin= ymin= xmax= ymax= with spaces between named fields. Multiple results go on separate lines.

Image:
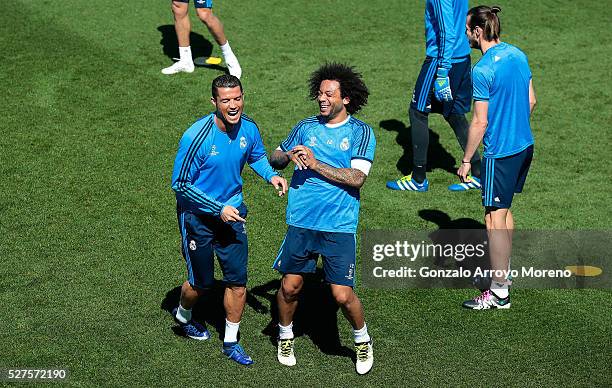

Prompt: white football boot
xmin=355 ymin=340 xmax=374 ymax=375
xmin=161 ymin=60 xmax=195 ymax=75
xmin=277 ymin=338 xmax=296 ymax=367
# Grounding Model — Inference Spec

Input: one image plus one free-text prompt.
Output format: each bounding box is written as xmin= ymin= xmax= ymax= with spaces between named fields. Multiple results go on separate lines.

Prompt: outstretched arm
xmin=311 ymin=163 xmax=367 ymax=189
xmin=246 ymin=129 xmax=289 ymax=196
xmin=270 ymin=147 xmax=309 ymax=170
xmin=247 ymin=157 xmax=287 ymax=196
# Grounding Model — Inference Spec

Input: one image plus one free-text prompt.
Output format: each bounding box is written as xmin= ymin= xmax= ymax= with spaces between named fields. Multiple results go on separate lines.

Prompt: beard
xmin=469 ymin=37 xmax=481 ymax=50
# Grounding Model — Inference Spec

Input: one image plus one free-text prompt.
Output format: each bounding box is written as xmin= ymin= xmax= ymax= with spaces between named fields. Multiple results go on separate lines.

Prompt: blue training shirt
xmin=425 ymin=0 xmax=471 ymax=69
xmin=472 ymin=42 xmax=535 ymax=158
xmin=172 ymin=112 xmax=277 ymax=216
xmin=279 ymin=115 xmax=376 ymax=234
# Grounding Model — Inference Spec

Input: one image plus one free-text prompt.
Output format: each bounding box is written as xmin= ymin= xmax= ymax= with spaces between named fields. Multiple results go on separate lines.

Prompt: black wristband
xmin=461 ymin=160 xmax=471 ymax=164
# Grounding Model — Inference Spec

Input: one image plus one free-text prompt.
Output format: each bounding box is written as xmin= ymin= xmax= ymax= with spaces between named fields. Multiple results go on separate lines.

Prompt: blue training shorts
xmin=481 ymin=145 xmax=533 ymax=209
xmin=177 ymin=203 xmax=248 ymax=289
xmin=410 ymin=56 xmax=472 ymax=116
xmin=273 ymin=226 xmax=357 ymax=287
xmin=175 ymin=0 xmax=212 ymax=9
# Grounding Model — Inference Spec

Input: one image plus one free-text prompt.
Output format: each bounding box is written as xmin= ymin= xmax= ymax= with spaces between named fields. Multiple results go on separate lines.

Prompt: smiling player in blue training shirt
xmin=270 ymin=63 xmax=376 ymax=375
xmin=457 ymin=6 xmax=536 ymax=309
xmin=171 ymin=74 xmax=287 ymax=365
xmin=387 ymin=0 xmax=483 ymax=192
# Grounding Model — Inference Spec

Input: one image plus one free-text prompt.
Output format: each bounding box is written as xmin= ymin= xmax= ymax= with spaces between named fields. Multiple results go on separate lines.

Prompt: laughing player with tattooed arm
xmin=269 ymin=63 xmax=376 ymax=375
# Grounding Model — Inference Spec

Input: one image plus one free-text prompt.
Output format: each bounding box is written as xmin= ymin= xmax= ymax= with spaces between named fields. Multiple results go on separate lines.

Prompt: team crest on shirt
xmin=340 ymin=137 xmax=350 ymax=151
xmin=309 ymin=136 xmax=317 ymax=147
xmin=189 ymin=240 xmax=197 ymax=251
xmin=240 ymin=136 xmax=247 ymax=149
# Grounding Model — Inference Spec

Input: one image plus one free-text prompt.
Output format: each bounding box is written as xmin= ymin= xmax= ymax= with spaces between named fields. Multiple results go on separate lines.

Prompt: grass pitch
xmin=1 ymin=0 xmax=611 ymax=386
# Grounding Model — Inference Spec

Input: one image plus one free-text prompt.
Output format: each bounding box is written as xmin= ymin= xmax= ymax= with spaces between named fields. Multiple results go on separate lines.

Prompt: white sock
xmin=353 ymin=323 xmax=371 ymax=344
xmin=220 ymin=41 xmax=233 ymax=57
xmin=175 ymin=304 xmax=192 ymax=324
xmin=179 ymin=46 xmax=192 ymax=62
xmin=278 ymin=322 xmax=294 ymax=340
xmin=224 ymin=319 xmax=240 ymax=343
xmin=491 ymin=281 xmax=510 ymax=298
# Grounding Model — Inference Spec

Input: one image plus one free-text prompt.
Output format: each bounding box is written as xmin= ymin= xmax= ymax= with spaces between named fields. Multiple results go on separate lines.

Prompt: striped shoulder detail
xmin=240 ymin=113 xmax=254 ymax=121
xmin=196 ymin=112 xmax=215 ymax=122
xmin=348 ymin=116 xmax=370 ymax=128
xmin=240 ymin=113 xmax=261 ymax=132
xmin=350 ymin=117 xmax=373 ymax=157
xmin=240 ymin=113 xmax=257 ymax=125
xmin=177 ymin=118 xmax=214 ymax=184
xmin=296 ymin=115 xmax=319 ymax=127
xmin=183 ymin=113 xmax=214 ymax=140
xmin=283 ymin=116 xmax=319 ymax=147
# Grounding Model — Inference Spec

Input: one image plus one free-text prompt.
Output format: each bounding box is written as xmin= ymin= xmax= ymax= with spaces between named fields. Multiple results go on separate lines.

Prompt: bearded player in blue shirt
xmin=387 ymin=0 xmax=483 ymax=192
xmin=458 ymin=6 xmax=536 ymax=309
xmin=270 ymin=63 xmax=376 ymax=375
xmin=171 ymin=74 xmax=287 ymax=364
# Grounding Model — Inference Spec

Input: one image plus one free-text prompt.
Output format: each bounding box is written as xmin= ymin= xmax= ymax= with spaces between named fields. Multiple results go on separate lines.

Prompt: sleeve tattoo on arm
xmin=313 ymin=163 xmax=366 ymax=189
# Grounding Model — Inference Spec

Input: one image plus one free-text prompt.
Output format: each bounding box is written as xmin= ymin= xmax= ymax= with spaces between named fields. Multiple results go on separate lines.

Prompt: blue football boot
xmin=448 ymin=176 xmax=481 ymax=191
xmin=386 ymin=174 xmax=429 ymax=192
xmin=172 ymin=308 xmax=210 ymax=340
xmin=222 ymin=342 xmax=254 ymax=366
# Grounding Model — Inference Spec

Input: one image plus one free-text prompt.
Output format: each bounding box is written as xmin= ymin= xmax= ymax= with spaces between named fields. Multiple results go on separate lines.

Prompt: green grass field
xmin=1 ymin=0 xmax=611 ymax=386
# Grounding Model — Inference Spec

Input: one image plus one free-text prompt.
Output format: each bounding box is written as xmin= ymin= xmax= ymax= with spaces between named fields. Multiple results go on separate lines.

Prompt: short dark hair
xmin=211 ymin=74 xmax=243 ymax=98
xmin=308 ymin=63 xmax=369 ymax=115
xmin=467 ymin=5 xmax=502 ymax=41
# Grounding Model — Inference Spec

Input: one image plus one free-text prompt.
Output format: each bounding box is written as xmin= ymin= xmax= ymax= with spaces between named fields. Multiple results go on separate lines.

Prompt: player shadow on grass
xmin=157 ymin=25 xmax=227 ymax=73
xmin=380 ymin=119 xmax=458 ymax=176
xmin=250 ymin=272 xmax=353 ymax=359
xmin=160 ymin=276 xmax=351 ymax=359
xmin=161 ymin=282 xmax=266 ymax=341
xmin=418 ymin=209 xmax=491 ymax=288
xmin=419 ymin=209 xmax=484 ymax=230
